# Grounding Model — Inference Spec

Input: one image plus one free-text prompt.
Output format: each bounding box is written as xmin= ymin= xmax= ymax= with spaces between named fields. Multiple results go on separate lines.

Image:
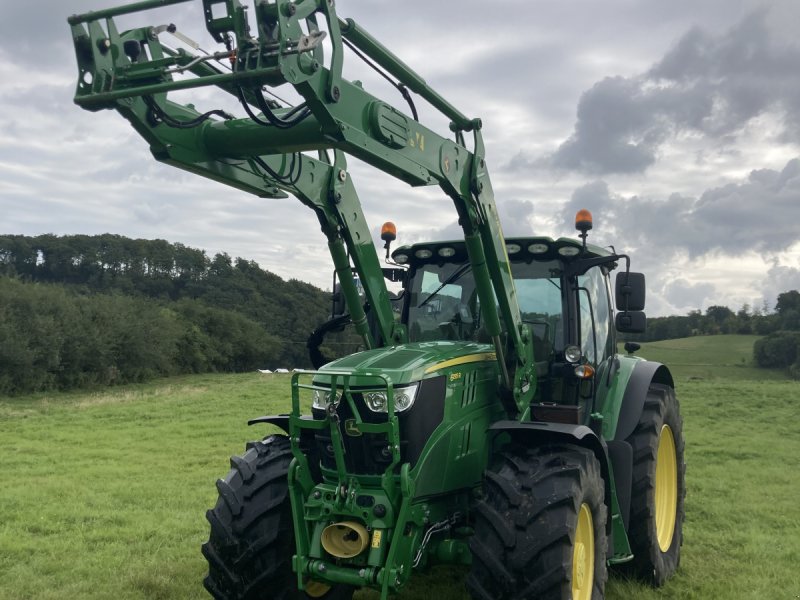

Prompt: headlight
xmin=364 ymin=383 xmax=419 ymax=413
xmin=312 ymin=388 xmax=342 ymax=410
xmin=564 ymin=345 xmax=582 ymax=364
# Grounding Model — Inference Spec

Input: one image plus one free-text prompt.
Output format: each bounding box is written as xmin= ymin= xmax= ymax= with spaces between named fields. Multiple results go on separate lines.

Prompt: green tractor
xmin=68 ymin=1 xmax=685 ymax=598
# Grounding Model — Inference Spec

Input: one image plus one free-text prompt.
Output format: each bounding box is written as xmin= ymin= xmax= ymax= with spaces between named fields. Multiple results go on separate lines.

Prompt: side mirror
xmin=615 ymin=272 xmax=646 ymax=311
xmin=331 ymin=283 xmax=346 ymax=317
xmin=615 ymin=311 xmax=647 ymax=334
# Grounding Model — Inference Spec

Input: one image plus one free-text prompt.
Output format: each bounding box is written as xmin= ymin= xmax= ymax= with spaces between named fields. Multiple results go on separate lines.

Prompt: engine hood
xmin=313 ymin=341 xmax=497 ymax=387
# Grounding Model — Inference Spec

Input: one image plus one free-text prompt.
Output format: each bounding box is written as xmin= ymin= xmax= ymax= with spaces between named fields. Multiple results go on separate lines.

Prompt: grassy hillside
xmin=1 ymin=336 xmax=798 ymax=599
xmin=630 ymin=334 xmax=787 ymax=381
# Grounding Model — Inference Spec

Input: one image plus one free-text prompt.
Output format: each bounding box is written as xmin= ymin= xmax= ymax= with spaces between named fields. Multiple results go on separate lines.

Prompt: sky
xmin=2 ymin=0 xmax=800 ymax=317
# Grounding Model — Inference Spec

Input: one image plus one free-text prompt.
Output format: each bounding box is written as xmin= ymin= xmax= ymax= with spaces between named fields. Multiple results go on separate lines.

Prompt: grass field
xmin=1 ymin=335 xmax=798 ymax=599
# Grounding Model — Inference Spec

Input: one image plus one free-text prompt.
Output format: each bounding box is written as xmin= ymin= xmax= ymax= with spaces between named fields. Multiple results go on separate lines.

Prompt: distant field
xmin=629 ymin=334 xmax=788 ymax=382
xmin=1 ymin=335 xmax=798 ymax=599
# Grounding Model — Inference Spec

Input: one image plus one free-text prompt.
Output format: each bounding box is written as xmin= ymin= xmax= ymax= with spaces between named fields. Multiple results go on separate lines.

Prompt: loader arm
xmin=68 ymin=0 xmax=536 ymax=416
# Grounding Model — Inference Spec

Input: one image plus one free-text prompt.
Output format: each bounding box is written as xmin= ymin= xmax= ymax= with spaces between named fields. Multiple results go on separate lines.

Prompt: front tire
xmin=467 ymin=444 xmax=608 ymax=600
xmin=623 ymin=384 xmax=686 ymax=585
xmin=202 ymin=435 xmax=353 ymax=600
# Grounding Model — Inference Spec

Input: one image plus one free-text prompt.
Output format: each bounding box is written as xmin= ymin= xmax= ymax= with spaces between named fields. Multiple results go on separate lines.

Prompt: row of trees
xmin=4 ymin=233 xmax=798 ymax=392
xmin=0 ymin=278 xmax=283 ymax=395
xmin=0 ymin=234 xmax=334 ymax=370
xmin=0 ymin=234 xmax=364 ymax=395
xmin=0 ymin=233 xmax=209 ymax=287
xmin=628 ymin=293 xmax=800 ymax=343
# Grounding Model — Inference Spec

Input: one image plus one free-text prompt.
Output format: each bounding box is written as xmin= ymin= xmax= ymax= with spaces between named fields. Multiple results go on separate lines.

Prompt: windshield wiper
xmin=417 ymin=263 xmax=471 ymax=309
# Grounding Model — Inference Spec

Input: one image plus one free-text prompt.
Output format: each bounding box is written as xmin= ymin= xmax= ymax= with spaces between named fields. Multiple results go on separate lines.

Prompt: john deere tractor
xmin=68 ymin=1 xmax=685 ymax=598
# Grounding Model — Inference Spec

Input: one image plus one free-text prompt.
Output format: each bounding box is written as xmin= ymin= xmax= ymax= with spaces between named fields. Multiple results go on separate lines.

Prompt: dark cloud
xmin=551 ymin=76 xmax=666 ymax=174
xmin=550 ymin=9 xmax=800 ymax=174
xmin=564 ymin=180 xmax=614 ymax=217
xmin=563 ymin=157 xmax=800 ymax=258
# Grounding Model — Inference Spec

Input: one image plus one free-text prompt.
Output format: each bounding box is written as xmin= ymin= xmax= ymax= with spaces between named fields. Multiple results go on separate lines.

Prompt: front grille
xmin=312 ymin=392 xmax=403 ymax=475
xmin=311 ymin=376 xmax=445 ymax=475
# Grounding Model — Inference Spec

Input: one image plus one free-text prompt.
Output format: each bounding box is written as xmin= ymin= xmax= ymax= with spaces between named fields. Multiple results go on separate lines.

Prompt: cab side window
xmin=578 ymin=267 xmax=613 ymax=365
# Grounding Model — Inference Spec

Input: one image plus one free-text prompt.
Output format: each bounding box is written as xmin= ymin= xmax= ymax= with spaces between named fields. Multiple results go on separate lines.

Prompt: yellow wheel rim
xmin=304 ymin=580 xmax=331 ymax=598
xmin=572 ymin=503 xmax=594 ymax=600
xmin=655 ymin=424 xmax=678 ymax=552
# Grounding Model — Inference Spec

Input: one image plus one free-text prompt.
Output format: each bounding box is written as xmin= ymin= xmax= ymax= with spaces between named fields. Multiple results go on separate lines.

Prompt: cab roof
xmin=391 ymin=236 xmax=614 ymax=268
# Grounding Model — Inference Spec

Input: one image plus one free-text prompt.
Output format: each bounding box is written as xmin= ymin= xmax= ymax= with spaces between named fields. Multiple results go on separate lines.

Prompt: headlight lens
xmin=364 ymin=391 xmax=387 ymax=412
xmin=312 ymin=388 xmax=342 ymax=410
xmin=365 ymin=383 xmax=419 ymax=413
xmin=564 ymin=345 xmax=582 ymax=364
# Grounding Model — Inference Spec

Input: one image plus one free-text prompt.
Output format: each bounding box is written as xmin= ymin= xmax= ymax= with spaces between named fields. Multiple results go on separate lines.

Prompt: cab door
xmin=576 ymin=266 xmax=616 ymax=411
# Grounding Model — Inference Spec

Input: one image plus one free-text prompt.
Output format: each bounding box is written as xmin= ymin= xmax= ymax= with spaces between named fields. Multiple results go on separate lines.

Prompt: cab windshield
xmin=406 ymin=259 xmax=564 ymax=354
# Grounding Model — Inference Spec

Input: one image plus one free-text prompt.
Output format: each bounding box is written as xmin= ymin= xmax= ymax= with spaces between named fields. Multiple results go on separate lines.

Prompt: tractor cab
xmin=390 ymin=224 xmax=645 ymax=421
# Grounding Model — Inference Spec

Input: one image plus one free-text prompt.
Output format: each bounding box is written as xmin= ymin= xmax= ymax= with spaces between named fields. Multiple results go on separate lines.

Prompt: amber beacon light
xmin=575 ymin=209 xmax=593 ymax=247
xmin=381 ymin=221 xmax=397 ymax=258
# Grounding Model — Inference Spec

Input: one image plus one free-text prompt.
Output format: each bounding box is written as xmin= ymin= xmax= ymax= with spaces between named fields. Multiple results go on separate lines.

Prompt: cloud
xmin=549 ymin=9 xmax=800 ymax=174
xmin=406 ymin=195 xmax=537 ymax=244
xmin=663 ymin=278 xmax=715 ymax=311
xmin=763 ymin=264 xmax=800 ymax=310
xmin=2 ymin=0 xmax=796 ymax=318
xmin=561 ymin=157 xmax=800 ymax=258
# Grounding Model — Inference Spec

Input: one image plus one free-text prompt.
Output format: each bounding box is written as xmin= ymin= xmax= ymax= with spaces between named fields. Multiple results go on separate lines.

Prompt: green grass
xmin=1 ymin=336 xmax=799 ymax=599
xmin=631 ymin=334 xmax=787 ymax=382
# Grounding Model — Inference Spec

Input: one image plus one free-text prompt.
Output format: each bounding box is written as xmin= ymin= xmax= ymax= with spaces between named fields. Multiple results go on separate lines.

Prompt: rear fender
xmin=613 ymin=361 xmax=674 ymax=442
xmin=603 ymin=359 xmax=674 ymax=550
xmin=488 ymin=421 xmax=613 ymax=534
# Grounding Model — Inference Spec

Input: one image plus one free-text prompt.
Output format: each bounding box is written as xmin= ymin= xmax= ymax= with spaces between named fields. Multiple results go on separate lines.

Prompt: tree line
xmin=627 ymin=290 xmax=800 ymax=379
xmin=0 ymin=234 xmax=357 ymax=395
xmin=626 ymin=295 xmax=799 ymax=343
xmin=3 ymin=233 xmax=798 ymax=393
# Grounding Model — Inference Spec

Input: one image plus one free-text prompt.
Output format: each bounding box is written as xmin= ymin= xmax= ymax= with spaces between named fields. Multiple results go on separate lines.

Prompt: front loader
xmin=68 ymin=1 xmax=686 ymax=598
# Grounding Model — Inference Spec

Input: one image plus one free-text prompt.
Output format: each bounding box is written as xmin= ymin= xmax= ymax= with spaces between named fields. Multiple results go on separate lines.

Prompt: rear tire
xmin=466 ymin=444 xmax=607 ymax=600
xmin=623 ymin=384 xmax=686 ymax=585
xmin=202 ymin=435 xmax=353 ymax=600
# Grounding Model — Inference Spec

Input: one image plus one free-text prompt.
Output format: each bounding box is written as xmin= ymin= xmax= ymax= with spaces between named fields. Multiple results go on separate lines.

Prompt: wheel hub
xmin=575 ymin=542 xmax=586 ymax=587
xmin=655 ymin=424 xmax=678 ymax=552
xmin=572 ymin=503 xmax=594 ymax=600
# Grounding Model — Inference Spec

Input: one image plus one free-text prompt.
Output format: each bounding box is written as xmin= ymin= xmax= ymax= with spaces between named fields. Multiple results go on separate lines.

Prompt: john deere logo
xmin=344 ymin=419 xmax=362 ymax=437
